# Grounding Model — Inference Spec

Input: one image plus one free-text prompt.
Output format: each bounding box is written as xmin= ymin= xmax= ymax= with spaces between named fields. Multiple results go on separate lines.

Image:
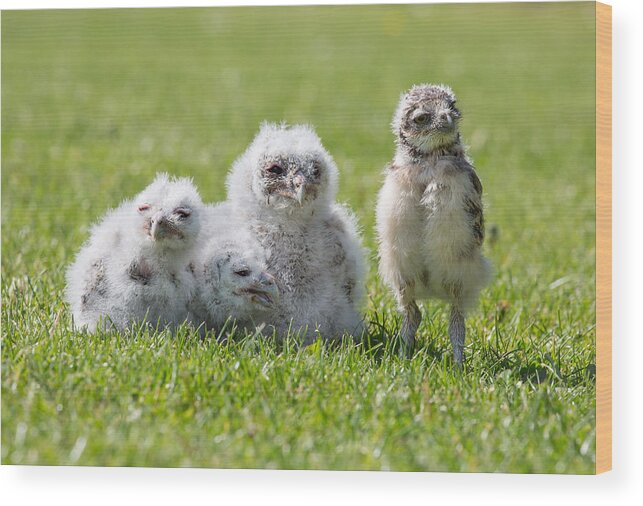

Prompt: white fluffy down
xmin=65 ymin=173 xmax=203 ymax=331
xmin=376 ymin=160 xmax=492 ymax=312
xmin=187 ymin=202 xmax=278 ymax=335
xmin=67 ymin=125 xmax=367 ymax=342
xmin=225 ymin=122 xmax=367 ymax=342
xmin=226 ymin=122 xmax=338 ymax=212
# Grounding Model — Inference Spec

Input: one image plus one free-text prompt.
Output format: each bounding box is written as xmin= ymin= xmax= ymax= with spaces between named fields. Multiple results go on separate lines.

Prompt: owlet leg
xmin=448 ymin=305 xmax=466 ymax=365
xmin=400 ymin=301 xmax=421 ymax=358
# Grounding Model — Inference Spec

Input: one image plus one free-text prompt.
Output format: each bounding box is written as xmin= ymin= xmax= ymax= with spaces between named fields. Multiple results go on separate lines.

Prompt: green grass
xmin=1 ymin=3 xmax=597 ymax=473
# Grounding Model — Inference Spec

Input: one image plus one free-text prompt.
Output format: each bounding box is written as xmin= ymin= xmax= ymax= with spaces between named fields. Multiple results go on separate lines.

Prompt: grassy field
xmin=1 ymin=3 xmax=597 ymax=473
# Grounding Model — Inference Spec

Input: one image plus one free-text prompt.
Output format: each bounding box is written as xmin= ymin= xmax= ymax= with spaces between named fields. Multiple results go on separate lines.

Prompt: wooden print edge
xmin=595 ymin=0 xmax=612 ymax=475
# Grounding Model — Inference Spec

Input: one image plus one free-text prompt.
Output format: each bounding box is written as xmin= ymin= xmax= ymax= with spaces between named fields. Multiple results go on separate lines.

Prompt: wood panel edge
xmin=595 ymin=0 xmax=612 ymax=475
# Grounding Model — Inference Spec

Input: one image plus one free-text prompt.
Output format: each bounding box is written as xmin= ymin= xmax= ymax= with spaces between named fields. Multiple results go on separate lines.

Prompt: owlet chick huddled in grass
xmin=188 ymin=202 xmax=280 ymax=336
xmin=225 ymin=122 xmax=367 ymax=342
xmin=376 ymin=84 xmax=492 ymax=363
xmin=66 ymin=173 xmax=203 ymax=331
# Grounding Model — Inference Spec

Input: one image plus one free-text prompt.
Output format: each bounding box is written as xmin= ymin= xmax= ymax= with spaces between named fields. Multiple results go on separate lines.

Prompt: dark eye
xmin=311 ymin=163 xmax=321 ymax=177
xmin=414 ymin=113 xmax=430 ymax=125
xmin=267 ymin=165 xmax=284 ymax=176
xmin=234 ymin=269 xmax=251 ymax=277
xmin=174 ymin=207 xmax=192 ymax=219
xmin=138 ymin=203 xmax=150 ymax=213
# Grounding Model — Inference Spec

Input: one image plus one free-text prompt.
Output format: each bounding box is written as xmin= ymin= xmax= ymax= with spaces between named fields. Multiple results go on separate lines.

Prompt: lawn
xmin=1 ymin=3 xmax=597 ymax=473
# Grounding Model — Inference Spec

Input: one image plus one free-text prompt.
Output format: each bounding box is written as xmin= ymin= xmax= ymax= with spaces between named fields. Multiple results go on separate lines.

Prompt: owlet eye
xmin=174 ymin=207 xmax=192 ymax=219
xmin=234 ymin=269 xmax=251 ymax=277
xmin=414 ymin=113 xmax=430 ymax=125
xmin=267 ymin=164 xmax=284 ymax=176
xmin=311 ymin=163 xmax=321 ymax=177
xmin=138 ymin=203 xmax=151 ymax=213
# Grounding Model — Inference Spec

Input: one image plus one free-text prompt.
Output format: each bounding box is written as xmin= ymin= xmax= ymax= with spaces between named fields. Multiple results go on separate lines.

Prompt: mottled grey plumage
xmin=376 ymin=84 xmax=492 ymax=362
xmin=225 ymin=122 xmax=367 ymax=342
xmin=66 ymin=173 xmax=203 ymax=331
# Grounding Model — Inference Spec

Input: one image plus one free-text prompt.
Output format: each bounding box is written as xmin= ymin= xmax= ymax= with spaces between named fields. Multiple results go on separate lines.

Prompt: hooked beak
xmin=246 ymin=271 xmax=279 ymax=308
xmin=292 ymin=172 xmax=307 ymax=206
xmin=150 ymin=213 xmax=167 ymax=241
xmin=437 ymin=111 xmax=456 ymax=131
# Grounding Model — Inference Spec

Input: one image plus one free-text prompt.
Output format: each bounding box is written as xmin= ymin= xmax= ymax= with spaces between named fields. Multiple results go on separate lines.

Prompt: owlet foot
xmin=399 ymin=301 xmax=421 ymax=358
xmin=448 ymin=306 xmax=466 ymax=366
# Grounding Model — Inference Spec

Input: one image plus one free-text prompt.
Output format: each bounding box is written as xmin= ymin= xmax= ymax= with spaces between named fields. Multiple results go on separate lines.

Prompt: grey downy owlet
xmin=376 ymin=84 xmax=492 ymax=363
xmin=187 ymin=201 xmax=280 ymax=336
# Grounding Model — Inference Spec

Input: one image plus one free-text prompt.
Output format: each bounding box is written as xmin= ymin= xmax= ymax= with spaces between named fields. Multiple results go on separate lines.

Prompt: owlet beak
xmin=248 ymin=271 xmax=279 ymax=308
xmin=292 ymin=172 xmax=307 ymax=206
xmin=294 ymin=186 xmax=306 ymax=206
xmin=437 ymin=111 xmax=455 ymax=131
xmin=150 ymin=214 xmax=167 ymax=241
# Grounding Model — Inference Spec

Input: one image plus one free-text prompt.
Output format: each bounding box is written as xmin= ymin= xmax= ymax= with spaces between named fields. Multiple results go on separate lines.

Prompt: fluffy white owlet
xmin=66 ymin=173 xmax=203 ymax=331
xmin=225 ymin=122 xmax=367 ymax=343
xmin=188 ymin=202 xmax=280 ymax=336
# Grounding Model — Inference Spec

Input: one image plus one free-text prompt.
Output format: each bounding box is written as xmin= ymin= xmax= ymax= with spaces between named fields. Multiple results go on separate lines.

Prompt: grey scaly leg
xmin=400 ymin=301 xmax=421 ymax=358
xmin=448 ymin=305 xmax=466 ymax=366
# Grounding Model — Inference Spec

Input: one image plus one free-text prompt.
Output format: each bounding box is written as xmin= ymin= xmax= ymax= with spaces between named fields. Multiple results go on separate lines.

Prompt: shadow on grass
xmin=67 ymin=299 xmax=596 ymax=392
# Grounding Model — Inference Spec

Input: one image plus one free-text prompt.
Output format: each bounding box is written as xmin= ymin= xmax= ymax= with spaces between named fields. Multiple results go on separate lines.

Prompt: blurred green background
xmin=2 ymin=3 xmax=597 ymax=472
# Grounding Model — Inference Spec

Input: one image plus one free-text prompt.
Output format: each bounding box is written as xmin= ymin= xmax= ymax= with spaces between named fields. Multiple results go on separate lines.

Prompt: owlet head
xmin=227 ymin=123 xmax=338 ymax=213
xmin=135 ymin=173 xmax=202 ymax=250
xmin=201 ymin=242 xmax=280 ymax=313
xmin=392 ymin=84 xmax=461 ymax=153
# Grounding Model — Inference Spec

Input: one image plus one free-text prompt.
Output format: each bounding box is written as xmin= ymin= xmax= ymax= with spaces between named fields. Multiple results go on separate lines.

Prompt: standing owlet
xmin=66 ymin=173 xmax=203 ymax=331
xmin=225 ymin=122 xmax=367 ymax=342
xmin=376 ymin=84 xmax=492 ymax=363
